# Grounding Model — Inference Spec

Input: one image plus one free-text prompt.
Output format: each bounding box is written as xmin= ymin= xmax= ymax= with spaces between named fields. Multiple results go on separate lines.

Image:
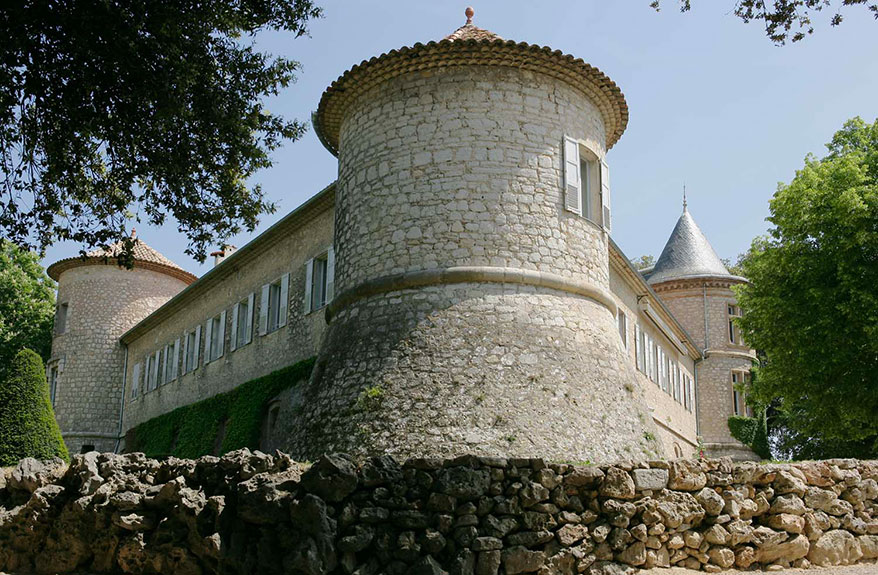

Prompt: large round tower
xmin=286 ymin=11 xmax=663 ymax=462
xmin=46 ymin=236 xmax=195 ymax=454
xmin=646 ymin=204 xmax=758 ymax=461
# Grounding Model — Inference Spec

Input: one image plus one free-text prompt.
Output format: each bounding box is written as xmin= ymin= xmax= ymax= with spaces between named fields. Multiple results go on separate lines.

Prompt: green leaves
xmin=0 ymin=0 xmax=321 ymax=262
xmin=735 ymin=117 xmax=878 ymax=456
xmin=0 ymin=240 xmax=55 ymax=377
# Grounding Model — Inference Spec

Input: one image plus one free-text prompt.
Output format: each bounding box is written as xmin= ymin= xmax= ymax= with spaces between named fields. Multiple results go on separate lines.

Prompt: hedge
xmin=0 ymin=349 xmax=69 ymax=466
xmin=125 ymin=357 xmax=315 ymax=458
xmin=728 ymin=412 xmax=771 ymax=460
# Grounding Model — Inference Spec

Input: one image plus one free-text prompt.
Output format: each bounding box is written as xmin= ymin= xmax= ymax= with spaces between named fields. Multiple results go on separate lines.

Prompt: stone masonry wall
xmin=2 ymin=452 xmax=877 ymax=575
xmin=123 ymin=206 xmax=334 ymax=431
xmin=652 ymin=282 xmax=757 ymax=459
xmin=51 ymin=265 xmax=190 ymax=454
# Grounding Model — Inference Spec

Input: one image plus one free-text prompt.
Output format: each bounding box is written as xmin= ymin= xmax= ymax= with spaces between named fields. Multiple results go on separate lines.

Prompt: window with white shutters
xmin=232 ymin=294 xmax=254 ymax=351
xmin=206 ymin=312 xmax=225 ymax=362
xmin=600 ymin=159 xmax=611 ymax=232
xmin=131 ymin=362 xmax=141 ymax=400
xmin=617 ymin=310 xmax=628 ymax=350
xmin=306 ymin=248 xmax=334 ymax=314
xmin=563 ymin=136 xmax=581 ymax=215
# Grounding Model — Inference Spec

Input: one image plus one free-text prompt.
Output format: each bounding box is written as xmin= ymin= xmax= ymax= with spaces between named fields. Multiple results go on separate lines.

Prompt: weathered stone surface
xmin=667 ymin=460 xmax=707 ymax=491
xmin=616 ymin=542 xmax=646 ymax=566
xmin=631 ymin=469 xmax=668 ymax=492
xmin=299 ymin=453 xmax=358 ymax=502
xmin=599 ymin=468 xmax=635 ymax=500
xmin=808 ymin=530 xmax=864 ymax=566
xmin=502 ymin=546 xmax=546 ymax=574
xmin=695 ymin=487 xmax=724 ymax=516
xmin=708 ymin=546 xmax=735 ymax=568
xmin=766 ymin=513 xmax=806 ymax=534
xmin=756 ymin=534 xmax=810 ymax=563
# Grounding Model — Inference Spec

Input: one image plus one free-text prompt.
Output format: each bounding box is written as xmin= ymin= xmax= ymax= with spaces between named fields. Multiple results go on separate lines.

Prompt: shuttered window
xmin=600 ymin=159 xmax=611 ymax=232
xmin=205 ymin=311 xmax=225 ymax=362
xmin=305 ymin=247 xmax=335 ymax=314
xmin=617 ymin=310 xmax=628 ymax=350
xmin=563 ymin=136 xmax=581 ymax=215
xmin=231 ymin=293 xmax=255 ymax=351
xmin=131 ymin=362 xmax=141 ymax=400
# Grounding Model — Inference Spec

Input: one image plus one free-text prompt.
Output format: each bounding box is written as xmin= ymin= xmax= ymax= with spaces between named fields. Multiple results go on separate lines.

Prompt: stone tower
xmin=287 ymin=11 xmax=663 ymax=462
xmin=46 ymin=237 xmax=195 ymax=454
xmin=645 ymin=204 xmax=758 ymax=461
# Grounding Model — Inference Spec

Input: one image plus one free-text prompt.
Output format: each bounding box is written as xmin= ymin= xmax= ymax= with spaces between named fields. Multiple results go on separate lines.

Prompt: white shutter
xmin=152 ymin=350 xmax=160 ymax=390
xmin=217 ymin=311 xmax=226 ymax=358
xmin=259 ymin=284 xmax=270 ymax=335
xmin=230 ymin=303 xmax=239 ymax=352
xmin=182 ymin=333 xmax=190 ymax=374
xmin=278 ymin=273 xmax=290 ymax=328
xmin=600 ymin=159 xmax=611 ymax=232
xmin=131 ymin=362 xmax=141 ymax=398
xmin=326 ymin=247 xmax=335 ymax=302
xmin=304 ymin=259 xmax=314 ymax=314
xmin=563 ymin=136 xmax=581 ymax=215
xmin=172 ymin=338 xmax=180 ymax=380
xmin=194 ymin=325 xmax=202 ymax=368
xmin=162 ymin=345 xmax=170 ymax=384
xmin=634 ymin=324 xmax=641 ymax=372
xmin=204 ymin=318 xmax=213 ymax=363
xmin=245 ymin=292 xmax=255 ymax=344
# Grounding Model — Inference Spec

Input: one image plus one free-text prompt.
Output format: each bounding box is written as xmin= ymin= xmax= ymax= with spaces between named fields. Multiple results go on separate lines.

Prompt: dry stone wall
xmin=2 ymin=453 xmax=877 ymax=575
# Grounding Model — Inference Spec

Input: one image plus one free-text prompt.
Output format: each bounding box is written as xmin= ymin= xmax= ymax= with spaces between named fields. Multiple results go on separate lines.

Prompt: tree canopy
xmin=630 ymin=254 xmax=656 ymax=271
xmin=736 ymin=117 xmax=878 ymax=458
xmin=0 ymin=1 xmax=321 ymax=262
xmin=0 ymin=240 xmax=55 ymax=377
xmin=651 ymin=1 xmax=877 ymax=44
xmin=0 ymin=349 xmax=68 ymax=466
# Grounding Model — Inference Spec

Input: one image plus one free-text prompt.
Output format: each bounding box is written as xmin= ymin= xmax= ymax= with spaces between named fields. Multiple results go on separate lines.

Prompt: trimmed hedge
xmin=125 ymin=357 xmax=315 ymax=458
xmin=0 ymin=349 xmax=69 ymax=466
xmin=728 ymin=413 xmax=771 ymax=460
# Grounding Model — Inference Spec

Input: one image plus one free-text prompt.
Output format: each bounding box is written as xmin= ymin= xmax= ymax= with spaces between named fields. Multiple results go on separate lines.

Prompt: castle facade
xmin=46 ymin=12 xmax=757 ymax=462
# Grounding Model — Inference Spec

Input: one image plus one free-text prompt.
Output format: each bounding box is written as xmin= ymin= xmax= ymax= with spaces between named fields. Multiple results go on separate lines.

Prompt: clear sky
xmin=39 ymin=1 xmax=878 ymax=275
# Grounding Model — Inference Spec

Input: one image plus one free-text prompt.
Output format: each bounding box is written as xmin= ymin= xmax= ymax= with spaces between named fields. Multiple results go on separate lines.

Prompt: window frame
xmin=55 ymin=302 xmax=69 ymax=334
xmin=617 ymin=310 xmax=628 ymax=350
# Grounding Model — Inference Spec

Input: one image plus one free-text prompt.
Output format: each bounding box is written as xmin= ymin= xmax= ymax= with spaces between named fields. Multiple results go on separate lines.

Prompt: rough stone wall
xmin=2 ymin=453 xmax=877 ymax=575
xmin=123 ymin=206 xmax=334 ymax=432
xmin=286 ymin=284 xmax=661 ymax=463
xmin=304 ymin=64 xmax=661 ymax=462
xmin=608 ymin=269 xmax=698 ymax=459
xmin=50 ymin=265 xmax=190 ymax=454
xmin=652 ymin=282 xmax=757 ymax=460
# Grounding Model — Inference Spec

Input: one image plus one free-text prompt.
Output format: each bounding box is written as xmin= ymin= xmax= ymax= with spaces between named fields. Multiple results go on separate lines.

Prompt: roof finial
xmin=465 ymin=6 xmax=474 ymax=24
xmin=130 ymin=227 xmax=137 ymax=239
xmin=682 ymin=184 xmax=688 ymax=212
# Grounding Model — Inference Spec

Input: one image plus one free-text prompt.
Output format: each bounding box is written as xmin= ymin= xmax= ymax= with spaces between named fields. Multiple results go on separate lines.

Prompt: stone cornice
xmin=314 ymin=38 xmax=628 ymax=156
xmin=325 ymin=266 xmax=618 ymax=323
xmin=48 ymin=258 xmax=197 ymax=286
xmin=704 ymin=349 xmax=757 ymax=361
xmin=650 ymin=275 xmax=748 ymax=293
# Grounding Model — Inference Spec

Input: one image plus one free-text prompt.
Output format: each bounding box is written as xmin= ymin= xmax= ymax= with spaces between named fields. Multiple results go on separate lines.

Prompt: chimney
xmin=210 ymin=244 xmax=237 ymax=267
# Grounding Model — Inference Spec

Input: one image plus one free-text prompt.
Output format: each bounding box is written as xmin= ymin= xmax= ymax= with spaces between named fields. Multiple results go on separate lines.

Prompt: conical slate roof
xmin=646 ymin=207 xmax=734 ymax=285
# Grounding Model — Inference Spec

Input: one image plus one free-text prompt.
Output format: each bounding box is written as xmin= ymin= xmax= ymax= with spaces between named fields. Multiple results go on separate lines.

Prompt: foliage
xmin=650 ymin=1 xmax=877 ymax=44
xmin=0 ymin=349 xmax=68 ymax=466
xmin=0 ymin=240 xmax=55 ymax=377
xmin=630 ymin=254 xmax=655 ymax=270
xmin=728 ymin=414 xmax=771 ymax=460
xmin=0 ymin=1 xmax=322 ymax=263
xmin=735 ymin=117 xmax=878 ymax=457
xmin=721 ymin=254 xmax=746 ymax=277
xmin=126 ymin=357 xmax=314 ymax=458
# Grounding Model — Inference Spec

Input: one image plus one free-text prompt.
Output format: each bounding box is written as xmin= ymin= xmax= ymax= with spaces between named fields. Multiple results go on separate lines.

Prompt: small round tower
xmin=646 ymin=204 xmax=758 ymax=461
xmin=46 ymin=235 xmax=195 ymax=453
xmin=287 ymin=10 xmax=663 ymax=461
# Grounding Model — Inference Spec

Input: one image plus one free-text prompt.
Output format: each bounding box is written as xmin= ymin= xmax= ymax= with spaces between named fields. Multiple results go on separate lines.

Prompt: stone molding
xmin=47 ymin=257 xmax=197 ymax=286
xmin=324 ymin=265 xmax=618 ymax=323
xmin=705 ymin=349 xmax=758 ymax=361
xmin=651 ymin=275 xmax=749 ymax=293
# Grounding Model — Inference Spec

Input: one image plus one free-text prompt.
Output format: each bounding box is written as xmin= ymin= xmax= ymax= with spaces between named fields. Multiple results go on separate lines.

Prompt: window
xmin=183 ymin=326 xmax=200 ymax=374
xmin=55 ymin=303 xmax=69 ymax=334
xmin=660 ymin=349 xmax=669 ymax=393
xmin=48 ymin=364 xmax=59 ymax=406
xmin=164 ymin=340 xmax=179 ymax=383
xmin=205 ymin=312 xmax=226 ymax=363
xmin=683 ymin=372 xmax=692 ymax=411
xmin=155 ymin=349 xmax=164 ymax=387
xmin=231 ymin=293 xmax=255 ymax=351
xmin=635 ymin=324 xmax=646 ymax=373
xmin=131 ymin=362 xmax=142 ymax=400
xmin=563 ymin=136 xmax=610 ymax=230
xmin=144 ymin=353 xmax=154 ymax=392
xmin=731 ymin=370 xmax=753 ymax=417
xmin=617 ymin=310 xmax=628 ymax=350
xmin=728 ymin=304 xmax=743 ymax=344
xmin=260 ymin=275 xmax=289 ymax=335
xmin=650 ymin=337 xmax=659 ymax=383
xmin=305 ymin=248 xmax=335 ymax=314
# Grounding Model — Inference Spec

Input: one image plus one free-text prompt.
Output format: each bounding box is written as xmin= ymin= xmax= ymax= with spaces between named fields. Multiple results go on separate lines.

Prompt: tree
xmin=630 ymin=254 xmax=655 ymax=270
xmin=0 ymin=349 xmax=69 ymax=466
xmin=735 ymin=117 xmax=878 ymax=458
xmin=651 ymin=1 xmax=877 ymax=44
xmin=0 ymin=1 xmax=322 ymax=263
xmin=0 ymin=240 xmax=55 ymax=377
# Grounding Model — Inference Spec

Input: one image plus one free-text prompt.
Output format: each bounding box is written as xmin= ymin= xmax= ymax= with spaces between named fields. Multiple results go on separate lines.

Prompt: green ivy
xmin=125 ymin=357 xmax=315 ymax=458
xmin=728 ymin=412 xmax=771 ymax=460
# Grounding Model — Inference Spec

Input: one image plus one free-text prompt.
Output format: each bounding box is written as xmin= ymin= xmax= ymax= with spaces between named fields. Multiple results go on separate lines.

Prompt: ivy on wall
xmin=125 ymin=357 xmax=315 ymax=458
xmin=728 ymin=412 xmax=771 ymax=460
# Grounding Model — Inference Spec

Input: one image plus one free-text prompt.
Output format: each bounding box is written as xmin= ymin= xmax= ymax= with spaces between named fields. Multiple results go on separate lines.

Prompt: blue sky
xmin=40 ymin=1 xmax=878 ymax=275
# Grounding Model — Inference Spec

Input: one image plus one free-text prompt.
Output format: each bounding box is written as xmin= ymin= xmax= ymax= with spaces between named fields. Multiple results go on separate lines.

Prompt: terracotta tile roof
xmin=444 ymin=23 xmax=502 ymax=42
xmin=47 ymin=238 xmax=196 ymax=284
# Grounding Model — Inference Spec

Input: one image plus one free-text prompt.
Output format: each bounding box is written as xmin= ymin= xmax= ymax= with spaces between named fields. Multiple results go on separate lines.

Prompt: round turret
xmin=285 ymin=11 xmax=662 ymax=462
xmin=46 ymin=237 xmax=195 ymax=453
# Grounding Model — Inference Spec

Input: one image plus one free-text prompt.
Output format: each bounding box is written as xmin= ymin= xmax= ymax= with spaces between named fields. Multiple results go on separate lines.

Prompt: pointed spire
xmin=646 ymin=207 xmax=733 ymax=285
xmin=682 ymin=184 xmax=687 ymax=212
